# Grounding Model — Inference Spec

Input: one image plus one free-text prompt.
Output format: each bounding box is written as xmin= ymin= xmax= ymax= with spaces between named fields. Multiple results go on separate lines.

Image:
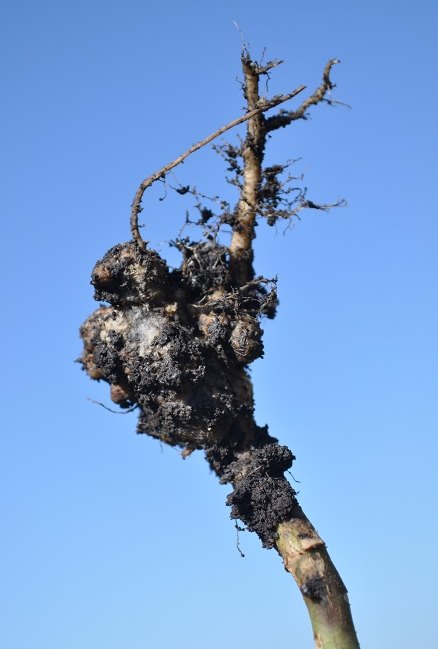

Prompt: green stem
xmin=276 ymin=511 xmax=360 ymax=649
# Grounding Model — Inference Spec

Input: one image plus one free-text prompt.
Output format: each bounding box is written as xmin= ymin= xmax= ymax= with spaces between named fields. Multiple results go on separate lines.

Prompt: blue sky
xmin=1 ymin=1 xmax=437 ymax=647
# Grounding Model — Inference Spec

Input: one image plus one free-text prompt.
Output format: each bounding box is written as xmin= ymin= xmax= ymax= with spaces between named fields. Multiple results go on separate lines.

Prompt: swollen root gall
xmin=80 ymin=239 xmax=296 ymax=545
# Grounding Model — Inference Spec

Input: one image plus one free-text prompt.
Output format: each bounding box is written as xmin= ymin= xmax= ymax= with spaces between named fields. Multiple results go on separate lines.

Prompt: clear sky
xmin=1 ymin=1 xmax=437 ymax=647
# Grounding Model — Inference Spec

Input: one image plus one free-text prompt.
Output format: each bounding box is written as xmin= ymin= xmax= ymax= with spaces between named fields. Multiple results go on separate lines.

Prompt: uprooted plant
xmin=79 ymin=50 xmax=360 ymax=649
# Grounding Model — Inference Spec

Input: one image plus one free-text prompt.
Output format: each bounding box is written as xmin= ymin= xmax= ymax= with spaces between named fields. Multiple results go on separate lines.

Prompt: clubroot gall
xmin=79 ymin=50 xmax=360 ymax=649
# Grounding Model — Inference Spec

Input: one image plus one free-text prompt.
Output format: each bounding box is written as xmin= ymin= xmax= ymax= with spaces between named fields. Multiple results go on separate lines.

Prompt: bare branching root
xmin=79 ymin=52 xmax=359 ymax=649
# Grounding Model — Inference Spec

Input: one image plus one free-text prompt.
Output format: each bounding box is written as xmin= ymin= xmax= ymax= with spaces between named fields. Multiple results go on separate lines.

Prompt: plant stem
xmin=276 ymin=511 xmax=360 ymax=649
